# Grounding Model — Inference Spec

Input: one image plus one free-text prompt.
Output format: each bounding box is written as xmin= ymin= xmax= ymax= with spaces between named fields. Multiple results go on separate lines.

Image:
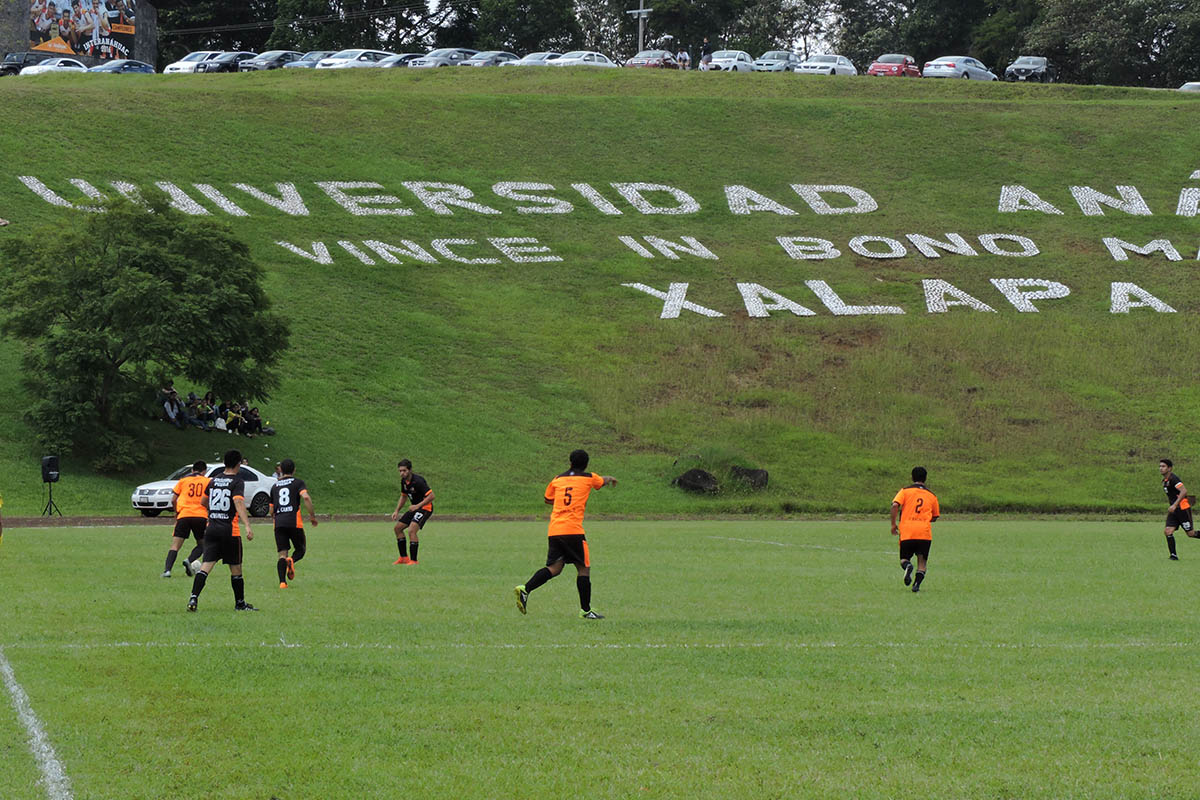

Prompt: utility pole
xmin=626 ymin=0 xmax=652 ymax=53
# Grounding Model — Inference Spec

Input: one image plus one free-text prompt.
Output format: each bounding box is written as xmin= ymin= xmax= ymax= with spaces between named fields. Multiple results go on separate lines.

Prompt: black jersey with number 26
xmin=270 ymin=477 xmax=307 ymax=528
xmin=206 ymin=473 xmax=245 ymax=531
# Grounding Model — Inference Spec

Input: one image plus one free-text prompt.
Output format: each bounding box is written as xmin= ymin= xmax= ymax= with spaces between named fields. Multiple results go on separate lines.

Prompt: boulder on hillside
xmin=673 ymin=468 xmax=719 ymax=494
xmin=730 ymin=466 xmax=769 ymax=490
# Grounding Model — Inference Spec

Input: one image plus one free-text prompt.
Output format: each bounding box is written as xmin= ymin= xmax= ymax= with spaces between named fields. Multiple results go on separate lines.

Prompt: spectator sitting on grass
xmin=163 ymin=390 xmax=184 ymax=430
xmin=243 ymin=406 xmax=265 ymax=438
xmin=183 ymin=392 xmax=212 ymax=431
xmin=225 ymin=402 xmax=246 ymax=435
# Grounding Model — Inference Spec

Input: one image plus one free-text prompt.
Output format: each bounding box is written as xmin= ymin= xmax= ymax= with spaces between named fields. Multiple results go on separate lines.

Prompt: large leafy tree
xmin=0 ymin=199 xmax=289 ymax=471
xmin=475 ymin=0 xmax=582 ymax=52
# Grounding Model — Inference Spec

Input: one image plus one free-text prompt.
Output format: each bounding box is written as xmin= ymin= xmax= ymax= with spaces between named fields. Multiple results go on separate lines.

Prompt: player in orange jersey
xmin=162 ymin=460 xmax=210 ymax=577
xmin=1159 ymin=459 xmax=1195 ymax=561
xmin=891 ymin=466 xmax=940 ymax=593
xmin=514 ymin=449 xmax=617 ymax=619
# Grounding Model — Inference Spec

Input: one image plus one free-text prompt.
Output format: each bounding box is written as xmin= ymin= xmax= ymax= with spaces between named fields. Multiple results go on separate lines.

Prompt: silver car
xmin=461 ymin=51 xmax=519 ymax=67
xmin=283 ymin=50 xmax=337 ymax=69
xmin=922 ymin=55 xmax=997 ymax=80
xmin=316 ymin=49 xmax=396 ymax=69
xmin=19 ymin=57 xmax=88 ymax=75
xmin=131 ymin=463 xmax=277 ymax=518
xmin=377 ymin=53 xmax=425 ymax=68
xmin=409 ymin=48 xmax=478 ymax=68
xmin=796 ymin=54 xmax=857 ymax=75
xmin=706 ymin=50 xmax=754 ymax=72
xmin=1179 ymin=82 xmax=1200 ymax=92
xmin=754 ymin=51 xmax=801 ymax=72
xmin=239 ymin=50 xmax=304 ymax=71
xmin=162 ymin=51 xmax=221 ymax=74
xmin=550 ymin=51 xmax=619 ymax=67
xmin=503 ymin=52 xmax=562 ymax=66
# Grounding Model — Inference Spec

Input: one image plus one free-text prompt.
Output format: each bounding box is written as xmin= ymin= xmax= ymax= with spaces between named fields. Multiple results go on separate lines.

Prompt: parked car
xmin=162 ymin=51 xmax=222 ymax=74
xmin=315 ymin=49 xmax=397 ymax=69
xmin=550 ymin=51 xmax=619 ymax=68
xmin=753 ymin=51 xmax=801 ymax=72
xmin=867 ymin=53 xmax=920 ymax=77
xmin=1004 ymin=55 xmax=1056 ymax=83
xmin=20 ymin=57 xmax=89 ymax=75
xmin=923 ymin=56 xmax=997 ymax=80
xmin=195 ymin=51 xmax=258 ymax=73
xmin=1 ymin=51 xmax=53 ymax=76
xmin=377 ymin=53 xmax=424 ymax=68
xmin=503 ymin=52 xmax=562 ymax=66
xmin=461 ymin=50 xmax=519 ymax=67
xmin=283 ymin=50 xmax=337 ymax=69
xmin=408 ymin=48 xmax=478 ymax=68
xmin=705 ymin=50 xmax=754 ymax=72
xmin=88 ymin=59 xmax=155 ymax=73
xmin=239 ymin=50 xmax=304 ymax=71
xmin=624 ymin=49 xmax=680 ymax=69
xmin=131 ymin=463 xmax=277 ymax=518
xmin=1180 ymin=82 xmax=1200 ymax=92
xmin=796 ymin=54 xmax=857 ymax=75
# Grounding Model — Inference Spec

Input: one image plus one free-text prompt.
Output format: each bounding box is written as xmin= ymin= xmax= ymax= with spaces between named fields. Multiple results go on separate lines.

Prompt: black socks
xmin=525 ymin=567 xmax=554 ymax=593
xmin=410 ymin=542 xmax=419 ymax=562
xmin=1168 ymin=535 xmax=1177 ymax=556
xmin=231 ymin=574 xmax=245 ymax=604
xmin=577 ymin=576 xmax=592 ymax=612
xmin=164 ymin=549 xmax=179 ymax=572
xmin=913 ymin=570 xmax=926 ymax=589
xmin=277 ymin=557 xmax=288 ymax=583
xmin=191 ymin=570 xmax=208 ymax=598
xmin=397 ymin=538 xmax=408 ymax=558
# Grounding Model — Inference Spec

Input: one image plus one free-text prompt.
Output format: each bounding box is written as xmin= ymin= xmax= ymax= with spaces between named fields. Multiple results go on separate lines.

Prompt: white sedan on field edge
xmin=131 ymin=462 xmax=277 ymax=517
xmin=549 ymin=51 xmax=619 ymax=67
xmin=705 ymin=50 xmax=754 ymax=72
xmin=20 ymin=57 xmax=88 ymax=75
xmin=922 ymin=56 xmax=997 ymax=80
xmin=796 ymin=54 xmax=857 ymax=75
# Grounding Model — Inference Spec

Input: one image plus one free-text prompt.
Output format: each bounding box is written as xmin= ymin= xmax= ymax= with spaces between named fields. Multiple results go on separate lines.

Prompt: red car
xmin=867 ymin=53 xmax=920 ymax=77
xmin=624 ymin=49 xmax=680 ymax=69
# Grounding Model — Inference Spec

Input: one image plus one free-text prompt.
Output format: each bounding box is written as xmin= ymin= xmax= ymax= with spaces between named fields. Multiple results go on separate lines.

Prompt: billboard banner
xmin=29 ymin=1 xmax=136 ymax=60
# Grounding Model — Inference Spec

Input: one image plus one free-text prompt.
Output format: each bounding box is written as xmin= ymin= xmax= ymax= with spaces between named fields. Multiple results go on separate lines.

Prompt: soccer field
xmin=1 ymin=519 xmax=1196 ymax=799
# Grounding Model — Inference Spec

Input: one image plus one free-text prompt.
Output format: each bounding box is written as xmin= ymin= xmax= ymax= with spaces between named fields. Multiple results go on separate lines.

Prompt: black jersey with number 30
xmin=270 ymin=477 xmax=307 ymax=528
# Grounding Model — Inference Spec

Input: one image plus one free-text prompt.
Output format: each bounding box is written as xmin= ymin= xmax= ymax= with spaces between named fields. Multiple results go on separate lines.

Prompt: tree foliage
xmin=0 ymin=199 xmax=289 ymax=471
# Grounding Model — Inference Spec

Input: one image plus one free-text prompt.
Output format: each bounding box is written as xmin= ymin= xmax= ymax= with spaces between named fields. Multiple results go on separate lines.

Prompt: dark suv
xmin=1 ymin=51 xmax=53 ymax=77
xmin=1004 ymin=56 xmax=1056 ymax=83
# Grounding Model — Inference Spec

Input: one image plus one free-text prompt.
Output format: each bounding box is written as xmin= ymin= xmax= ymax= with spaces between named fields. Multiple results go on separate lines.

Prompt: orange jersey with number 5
xmin=893 ymin=485 xmax=939 ymax=541
xmin=545 ymin=471 xmax=605 ymax=536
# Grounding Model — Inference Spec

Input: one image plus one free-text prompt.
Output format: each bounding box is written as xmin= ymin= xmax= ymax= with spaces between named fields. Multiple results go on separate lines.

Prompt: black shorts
xmin=274 ymin=527 xmax=307 ymax=553
xmin=899 ymin=539 xmax=931 ymax=560
xmin=1166 ymin=507 xmax=1194 ymax=533
xmin=546 ymin=534 xmax=590 ymax=567
xmin=201 ymin=525 xmax=243 ymax=566
xmin=399 ymin=508 xmax=432 ymax=529
xmin=173 ymin=517 xmax=206 ymax=542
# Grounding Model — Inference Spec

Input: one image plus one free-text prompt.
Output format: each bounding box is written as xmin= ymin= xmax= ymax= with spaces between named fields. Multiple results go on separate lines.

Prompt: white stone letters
xmin=1102 ymin=238 xmax=1182 ymax=261
xmin=777 ymin=237 xmax=841 ymax=260
xmin=737 ymin=283 xmax=816 ymax=317
xmin=1110 ymin=283 xmax=1175 ymax=313
xmin=622 ymin=283 xmax=724 ymax=318
xmin=612 ymin=183 xmax=700 ymax=215
xmin=1069 ymin=185 xmax=1152 ymax=216
xmin=791 ymin=185 xmax=878 ymax=215
xmin=989 ymin=279 xmax=1070 ymax=312
xmin=804 ymin=280 xmax=904 ymax=315
xmin=922 ymin=280 xmax=996 ymax=313
xmin=316 ymin=181 xmax=412 ymax=216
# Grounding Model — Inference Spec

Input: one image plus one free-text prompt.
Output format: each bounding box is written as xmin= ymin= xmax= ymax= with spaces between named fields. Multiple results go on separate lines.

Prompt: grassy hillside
xmin=0 ymin=69 xmax=1198 ymax=516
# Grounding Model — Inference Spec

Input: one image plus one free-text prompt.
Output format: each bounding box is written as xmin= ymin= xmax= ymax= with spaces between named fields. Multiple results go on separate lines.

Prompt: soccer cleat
xmin=161 ymin=570 xmax=172 ymax=578
xmin=279 ymin=582 xmax=288 ymax=589
xmin=393 ymin=556 xmax=410 ymax=565
xmin=902 ymin=562 xmax=914 ymax=586
xmin=579 ymin=610 xmax=605 ymax=619
xmin=182 ymin=559 xmax=194 ymax=577
xmin=235 ymin=603 xmax=259 ymax=611
xmin=1170 ymin=553 xmax=1180 ymax=561
xmin=187 ymin=597 xmax=197 ymax=612
xmin=912 ymin=582 xmax=920 ymax=593
xmin=408 ymin=560 xmax=418 ymax=566
xmin=514 ymin=585 xmax=528 ymax=615
xmin=286 ymin=557 xmax=295 ymax=580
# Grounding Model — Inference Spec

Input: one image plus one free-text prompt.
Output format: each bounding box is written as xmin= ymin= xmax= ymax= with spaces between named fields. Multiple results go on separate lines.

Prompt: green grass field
xmin=2 ymin=518 xmax=1197 ymax=799
xmin=2 ymin=71 xmax=1200 ymax=517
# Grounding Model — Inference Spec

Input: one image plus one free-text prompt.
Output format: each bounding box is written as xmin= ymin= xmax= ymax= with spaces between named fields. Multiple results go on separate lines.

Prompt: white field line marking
xmin=7 ymin=640 xmax=1197 ymax=653
xmin=707 ymin=535 xmax=894 ymax=555
xmin=0 ymin=645 xmax=73 ymax=800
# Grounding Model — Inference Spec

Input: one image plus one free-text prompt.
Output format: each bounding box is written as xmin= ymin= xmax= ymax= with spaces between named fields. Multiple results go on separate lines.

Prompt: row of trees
xmin=157 ymin=0 xmax=1200 ymax=86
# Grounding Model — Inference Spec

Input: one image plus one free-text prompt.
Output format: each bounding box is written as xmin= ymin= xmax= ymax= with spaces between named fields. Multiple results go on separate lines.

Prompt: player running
xmin=1160 ymin=459 xmax=1195 ymax=560
xmin=162 ymin=460 xmax=209 ymax=578
xmin=187 ymin=449 xmax=257 ymax=612
xmin=891 ymin=466 xmax=940 ymax=593
xmin=270 ymin=458 xmax=318 ymax=588
xmin=514 ymin=449 xmax=617 ymax=619
xmin=391 ymin=459 xmax=434 ymax=565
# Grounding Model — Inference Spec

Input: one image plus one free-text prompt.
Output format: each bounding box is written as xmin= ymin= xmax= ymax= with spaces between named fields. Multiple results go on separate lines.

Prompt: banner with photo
xmin=29 ymin=0 xmax=136 ymax=60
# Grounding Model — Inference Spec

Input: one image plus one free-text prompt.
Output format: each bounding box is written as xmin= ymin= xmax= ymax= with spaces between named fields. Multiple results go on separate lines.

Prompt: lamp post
xmin=626 ymin=0 xmax=653 ymax=53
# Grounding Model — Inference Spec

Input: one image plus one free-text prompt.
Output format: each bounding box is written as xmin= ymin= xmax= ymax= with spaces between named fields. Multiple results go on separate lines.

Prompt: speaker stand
xmin=42 ymin=483 xmax=62 ymax=517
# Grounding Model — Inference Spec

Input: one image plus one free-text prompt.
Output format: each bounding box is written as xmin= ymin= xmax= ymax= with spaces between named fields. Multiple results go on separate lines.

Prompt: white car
xmin=132 ymin=463 xmax=276 ymax=518
xmin=705 ymin=50 xmax=754 ymax=72
xmin=315 ymin=49 xmax=396 ymax=69
xmin=549 ymin=51 xmax=619 ymax=68
xmin=1179 ymin=82 xmax=1200 ymax=92
xmin=20 ymin=57 xmax=88 ymax=75
xmin=922 ymin=56 xmax=997 ymax=80
xmin=796 ymin=54 xmax=857 ymax=75
xmin=503 ymin=52 xmax=562 ymax=66
xmin=408 ymin=48 xmax=478 ymax=68
xmin=162 ymin=51 xmax=222 ymax=74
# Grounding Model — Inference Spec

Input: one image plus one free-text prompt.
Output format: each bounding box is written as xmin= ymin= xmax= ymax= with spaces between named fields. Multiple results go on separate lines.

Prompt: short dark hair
xmin=192 ymin=459 xmax=206 ymax=473
xmin=912 ymin=466 xmax=927 ymax=483
xmin=280 ymin=458 xmax=295 ymax=475
xmin=397 ymin=459 xmax=412 ymax=470
xmin=569 ymin=449 xmax=589 ymax=471
xmin=1161 ymin=458 xmax=1173 ymax=468
xmin=223 ymin=449 xmax=242 ymax=468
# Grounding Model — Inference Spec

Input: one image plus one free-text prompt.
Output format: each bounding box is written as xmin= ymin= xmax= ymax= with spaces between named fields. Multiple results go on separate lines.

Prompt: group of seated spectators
xmin=159 ymin=388 xmax=272 ymax=437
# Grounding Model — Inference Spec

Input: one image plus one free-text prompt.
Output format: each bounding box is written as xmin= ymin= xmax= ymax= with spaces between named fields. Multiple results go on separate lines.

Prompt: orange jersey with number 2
xmin=545 ymin=471 xmax=605 ymax=536
xmin=893 ymin=485 xmax=939 ymax=541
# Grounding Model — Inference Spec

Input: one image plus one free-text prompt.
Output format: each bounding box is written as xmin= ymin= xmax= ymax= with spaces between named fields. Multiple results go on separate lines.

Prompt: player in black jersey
xmin=390 ymin=459 xmax=434 ymax=565
xmin=187 ymin=449 xmax=257 ymax=611
xmin=270 ymin=458 xmax=318 ymax=588
xmin=1160 ymin=459 xmax=1196 ymax=560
